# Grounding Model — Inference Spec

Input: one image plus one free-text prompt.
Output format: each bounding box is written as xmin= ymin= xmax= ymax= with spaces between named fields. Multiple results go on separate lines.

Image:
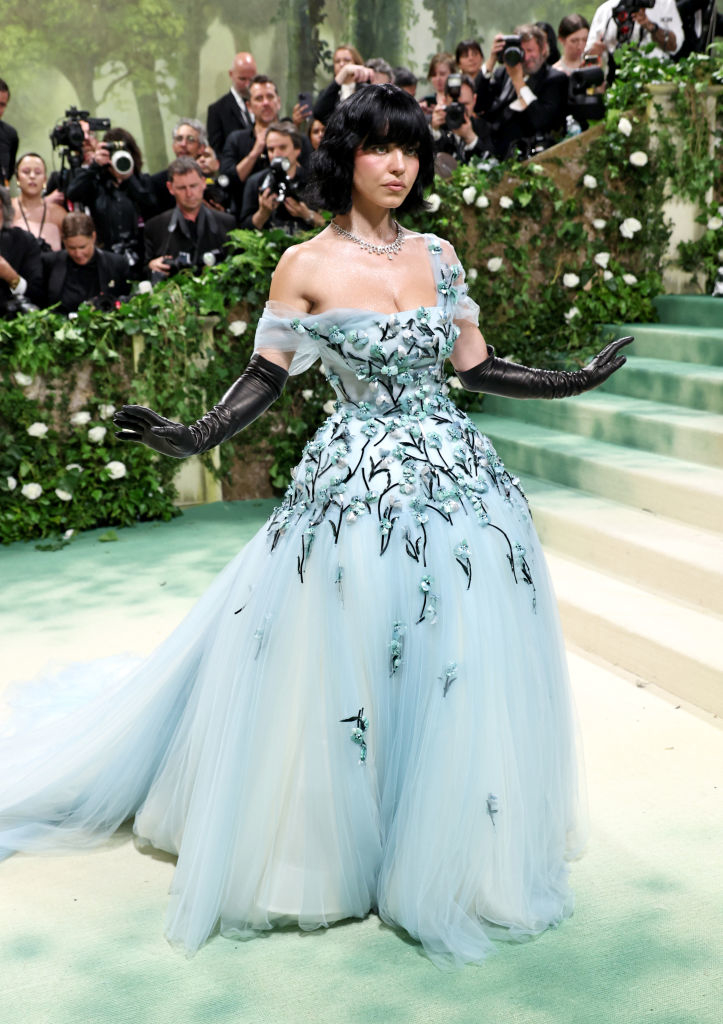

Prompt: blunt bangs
xmin=307 ymin=84 xmax=435 ymax=215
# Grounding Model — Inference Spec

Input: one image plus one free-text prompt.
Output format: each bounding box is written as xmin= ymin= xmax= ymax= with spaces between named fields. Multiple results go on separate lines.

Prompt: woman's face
xmin=16 ymin=156 xmax=46 ymax=197
xmin=352 ymin=141 xmax=419 ymax=211
xmin=429 ymin=62 xmax=452 ymax=97
xmin=309 ymin=119 xmax=325 ymax=150
xmin=561 ymin=28 xmax=588 ymax=66
xmin=64 ymin=233 xmax=96 ymax=265
xmin=458 ymin=49 xmax=482 ymax=76
xmin=333 ymin=49 xmax=354 ymax=75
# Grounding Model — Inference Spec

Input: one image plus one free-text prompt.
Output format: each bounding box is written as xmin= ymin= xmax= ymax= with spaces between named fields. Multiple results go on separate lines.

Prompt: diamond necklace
xmin=330 ymin=219 xmax=405 ymax=260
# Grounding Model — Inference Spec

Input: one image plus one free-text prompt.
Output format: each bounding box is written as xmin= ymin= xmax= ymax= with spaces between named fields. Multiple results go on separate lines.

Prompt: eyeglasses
xmin=174 ymin=134 xmax=199 ymax=143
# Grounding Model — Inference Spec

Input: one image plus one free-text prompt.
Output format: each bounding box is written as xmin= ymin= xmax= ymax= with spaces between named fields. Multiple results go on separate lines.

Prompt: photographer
xmin=474 ymin=24 xmax=568 ymax=160
xmin=239 ymin=123 xmax=323 ymax=234
xmin=144 ymin=157 xmax=236 ymax=281
xmin=587 ymin=0 xmax=682 ymax=61
xmin=197 ymin=145 xmax=233 ymax=214
xmin=0 ymin=185 xmax=43 ymax=318
xmin=66 ymin=127 xmax=157 ymax=273
xmin=0 ymin=79 xmax=18 ymax=185
xmin=42 ymin=212 xmax=129 ymax=313
xmin=150 ymin=119 xmax=207 ymax=214
xmin=429 ymin=75 xmax=492 ymax=164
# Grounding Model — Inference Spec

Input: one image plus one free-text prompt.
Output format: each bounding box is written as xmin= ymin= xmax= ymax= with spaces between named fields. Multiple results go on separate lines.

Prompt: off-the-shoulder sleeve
xmin=253 ymin=300 xmax=321 ymax=376
xmin=431 ymin=234 xmax=481 ymax=328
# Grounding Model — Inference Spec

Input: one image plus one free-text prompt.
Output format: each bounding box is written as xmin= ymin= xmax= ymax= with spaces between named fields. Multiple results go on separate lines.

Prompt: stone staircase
xmin=470 ymin=295 xmax=723 ymax=717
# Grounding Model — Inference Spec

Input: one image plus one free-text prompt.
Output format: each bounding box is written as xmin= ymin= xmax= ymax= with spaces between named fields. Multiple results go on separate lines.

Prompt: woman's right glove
xmin=113 ymin=353 xmax=288 ymax=458
xmin=456 ymin=336 xmax=633 ymax=399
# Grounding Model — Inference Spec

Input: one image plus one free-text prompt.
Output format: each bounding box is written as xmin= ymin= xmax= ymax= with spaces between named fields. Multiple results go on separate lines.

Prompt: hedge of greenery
xmin=1 ymin=45 xmax=721 ymax=547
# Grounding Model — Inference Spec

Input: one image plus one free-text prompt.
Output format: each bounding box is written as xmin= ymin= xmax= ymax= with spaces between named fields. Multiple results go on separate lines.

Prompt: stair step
xmin=599 ymin=355 xmax=723 ymax=412
xmin=544 ymin=551 xmax=723 ymax=717
xmin=481 ymin=391 xmax=723 ymax=468
xmin=473 ymin=414 xmax=723 ymax=532
xmin=654 ymin=294 xmax=723 ymax=329
xmin=603 ymin=323 xmax=723 ymax=366
xmin=523 ymin=476 xmax=723 ymax=614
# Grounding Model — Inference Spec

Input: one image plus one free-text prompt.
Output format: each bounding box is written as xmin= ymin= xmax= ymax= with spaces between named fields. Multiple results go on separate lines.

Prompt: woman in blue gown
xmin=0 ymin=85 xmax=631 ymax=967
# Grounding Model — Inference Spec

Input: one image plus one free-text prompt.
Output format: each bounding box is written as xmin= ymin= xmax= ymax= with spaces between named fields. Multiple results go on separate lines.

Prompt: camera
xmin=614 ymin=0 xmax=655 ymax=12
xmin=444 ymin=73 xmax=466 ymax=131
xmin=150 ymin=248 xmax=223 ymax=285
xmin=259 ymin=157 xmax=301 ymax=202
xmin=101 ymin=141 xmax=134 ymax=176
xmin=50 ymin=106 xmax=110 ymax=153
xmin=204 ymin=173 xmax=232 ymax=211
xmin=498 ymin=35 xmax=524 ymax=67
xmin=0 ymin=295 xmax=38 ymax=320
xmin=568 ymin=67 xmax=606 ymax=122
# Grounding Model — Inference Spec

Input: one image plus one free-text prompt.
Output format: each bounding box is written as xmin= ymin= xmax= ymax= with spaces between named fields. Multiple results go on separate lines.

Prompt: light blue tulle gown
xmin=0 ymin=235 xmax=585 ymax=967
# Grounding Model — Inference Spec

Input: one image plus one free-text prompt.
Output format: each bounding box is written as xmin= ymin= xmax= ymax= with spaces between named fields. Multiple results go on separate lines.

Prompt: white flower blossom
xmin=322 ymin=400 xmax=336 ymax=415
xmin=137 ymin=280 xmax=153 ymax=295
xmin=530 ymin=163 xmax=545 ymax=175
xmin=462 ymin=186 xmax=476 ymax=205
xmin=563 ymin=273 xmax=580 ymax=288
xmin=27 ymin=422 xmax=49 ymax=438
xmin=592 ymin=218 xmax=607 ymax=230
xmin=105 ymin=460 xmax=127 ymax=480
xmin=70 ymin=410 xmax=91 ymax=426
xmin=718 ymin=249 xmax=723 ymax=262
xmin=475 ymin=194 xmax=489 ymax=209
xmin=99 ymin=403 xmax=116 ymax=419
xmin=202 ymin=251 xmax=217 ymax=267
xmin=63 ymin=529 xmax=75 ymax=540
xmin=620 ymin=217 xmax=642 ymax=239
xmin=301 ymin=389 xmax=313 ymax=400
xmin=65 ymin=463 xmax=83 ymax=472
xmin=617 ymin=117 xmax=633 ymax=137
xmin=583 ymin=174 xmax=597 ymax=189
xmin=623 ymin=273 xmax=638 ymax=285
xmin=426 ymin=193 xmax=441 ymax=212
xmin=707 ymin=216 xmax=723 ymax=231
xmin=629 ymin=151 xmax=648 ymax=167
xmin=229 ymin=319 xmax=247 ymax=336
xmin=14 ymin=371 xmax=33 ymax=387
xmin=467 ymin=267 xmax=478 ymax=281
xmin=594 ymin=251 xmax=611 ymax=268
xmin=55 ymin=488 xmax=73 ymax=501
xmin=447 ymin=376 xmax=463 ymax=390
xmin=487 ymin=257 xmax=503 ymax=273
xmin=7 ymin=476 xmax=17 ymax=491
xmin=499 ymin=196 xmax=513 ymax=209
xmin=564 ymin=307 xmax=580 ymax=322
xmin=603 ymin=270 xmax=614 ymax=281
xmin=68 ymin=312 xmax=78 ymax=320
xmin=88 ymin=426 xmax=107 ymax=443
xmin=21 ymin=482 xmax=42 ymax=500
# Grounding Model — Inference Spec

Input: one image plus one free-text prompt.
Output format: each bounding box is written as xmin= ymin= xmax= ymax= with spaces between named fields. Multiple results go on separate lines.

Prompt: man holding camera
xmin=474 ymin=24 xmax=568 ymax=160
xmin=587 ymin=0 xmax=682 ymax=60
xmin=144 ymin=157 xmax=236 ymax=280
xmin=239 ymin=124 xmax=323 ymax=234
xmin=430 ymin=75 xmax=492 ymax=164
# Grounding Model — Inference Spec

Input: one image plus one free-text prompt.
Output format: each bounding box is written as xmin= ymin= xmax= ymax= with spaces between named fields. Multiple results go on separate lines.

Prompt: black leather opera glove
xmin=113 ymin=353 xmax=288 ymax=458
xmin=456 ymin=336 xmax=633 ymax=399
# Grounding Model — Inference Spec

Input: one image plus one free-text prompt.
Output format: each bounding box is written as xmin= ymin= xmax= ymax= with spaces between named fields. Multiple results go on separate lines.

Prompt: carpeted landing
xmin=1 ymin=502 xmax=720 ymax=1024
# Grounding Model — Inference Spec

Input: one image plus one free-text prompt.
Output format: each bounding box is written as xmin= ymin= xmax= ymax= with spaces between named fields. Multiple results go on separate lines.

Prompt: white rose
xmin=467 ymin=267 xmax=478 ymax=281
xmin=718 ymin=249 xmax=723 ymax=262
xmin=70 ymin=411 xmax=91 ymax=426
xmin=137 ymin=280 xmax=153 ymax=295
xmin=65 ymin=463 xmax=83 ymax=472
xmin=592 ymin=218 xmax=607 ymax=230
xmin=475 ymin=194 xmax=489 ymax=209
xmin=14 ymin=371 xmax=33 ymax=387
xmin=564 ymin=306 xmax=580 ymax=322
xmin=499 ymin=196 xmax=513 ymax=209
xmin=594 ymin=252 xmax=611 ymax=268
xmin=62 ymin=528 xmax=75 ymax=541
xmin=530 ymin=163 xmax=545 ymax=175
xmin=105 ymin=460 xmax=127 ymax=480
xmin=618 ymin=117 xmax=633 ymax=137
xmin=707 ymin=216 xmax=723 ymax=231
xmin=629 ymin=151 xmax=648 ymax=167
xmin=202 ymin=251 xmax=217 ymax=267
xmin=623 ymin=273 xmax=638 ymax=285
xmin=563 ymin=273 xmax=580 ymax=288
xmin=447 ymin=376 xmax=463 ymax=390
xmin=487 ymin=257 xmax=503 ymax=273
xmin=603 ymin=270 xmax=613 ymax=281
xmin=21 ymin=482 xmax=42 ymax=500
xmin=301 ymin=389 xmax=313 ymax=400
xmin=55 ymin=488 xmax=73 ymax=501
xmin=322 ymin=400 xmax=336 ymax=415
xmin=27 ymin=422 xmax=49 ymax=438
xmin=99 ymin=404 xmax=116 ymax=419
xmin=88 ymin=426 xmax=107 ymax=443
xmin=7 ymin=476 xmax=17 ymax=491
xmin=68 ymin=312 xmax=78 ymax=320
xmin=620 ymin=217 xmax=642 ymax=238
xmin=462 ymin=186 xmax=476 ymax=205
xmin=426 ymin=193 xmax=441 ymax=212
xmin=229 ymin=320 xmax=248 ymax=336
xmin=583 ymin=174 xmax=597 ymax=189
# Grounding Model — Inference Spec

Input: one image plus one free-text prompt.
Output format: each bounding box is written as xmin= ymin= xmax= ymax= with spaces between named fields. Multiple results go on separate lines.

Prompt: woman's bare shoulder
xmin=269 ymin=228 xmax=335 ymax=308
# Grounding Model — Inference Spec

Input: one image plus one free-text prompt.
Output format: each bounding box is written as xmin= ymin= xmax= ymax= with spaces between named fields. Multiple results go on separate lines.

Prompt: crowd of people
xmin=0 ymin=1 xmax=714 ymax=319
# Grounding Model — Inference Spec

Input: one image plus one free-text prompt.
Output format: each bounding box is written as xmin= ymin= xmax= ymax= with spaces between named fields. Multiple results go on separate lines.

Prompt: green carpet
xmin=1 ymin=503 xmax=720 ymax=1024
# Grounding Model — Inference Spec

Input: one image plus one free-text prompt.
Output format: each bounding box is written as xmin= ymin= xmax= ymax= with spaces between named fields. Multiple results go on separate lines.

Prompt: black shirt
xmin=58 ymin=257 xmax=101 ymax=313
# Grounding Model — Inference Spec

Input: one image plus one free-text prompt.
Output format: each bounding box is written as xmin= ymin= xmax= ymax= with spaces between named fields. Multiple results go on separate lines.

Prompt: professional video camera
xmin=612 ymin=0 xmax=656 ymax=42
xmin=568 ymin=66 xmax=605 ymax=123
xmin=498 ymin=35 xmax=524 ymax=67
xmin=443 ymin=74 xmax=466 ymax=131
xmin=50 ymin=106 xmax=111 ymax=190
xmin=259 ymin=158 xmax=302 ymax=202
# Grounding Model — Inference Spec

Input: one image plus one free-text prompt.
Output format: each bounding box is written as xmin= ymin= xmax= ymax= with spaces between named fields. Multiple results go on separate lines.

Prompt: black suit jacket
xmin=144 ymin=205 xmax=237 ymax=271
xmin=474 ymin=64 xmax=568 ymax=158
xmin=221 ymin=129 xmax=314 ymax=212
xmin=41 ymin=248 xmax=130 ymax=311
xmin=0 ymin=121 xmax=19 ymax=183
xmin=207 ymin=92 xmax=253 ymax=156
xmin=0 ymin=227 xmax=44 ymax=309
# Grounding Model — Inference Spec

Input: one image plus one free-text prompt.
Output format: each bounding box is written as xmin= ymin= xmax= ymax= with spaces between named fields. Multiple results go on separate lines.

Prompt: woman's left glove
xmin=113 ymin=353 xmax=288 ymax=458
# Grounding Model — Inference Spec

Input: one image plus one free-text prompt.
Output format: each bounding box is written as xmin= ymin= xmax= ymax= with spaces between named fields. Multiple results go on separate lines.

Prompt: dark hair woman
xmin=553 ymin=14 xmax=591 ymax=74
xmin=42 ymin=211 xmax=130 ymax=312
xmin=1 ymin=84 xmax=631 ymax=969
xmin=12 ymin=152 xmax=66 ymax=251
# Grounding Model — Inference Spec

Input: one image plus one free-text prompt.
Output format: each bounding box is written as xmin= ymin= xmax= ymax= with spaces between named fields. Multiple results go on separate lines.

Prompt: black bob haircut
xmin=306 ymin=84 xmax=434 ymax=216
